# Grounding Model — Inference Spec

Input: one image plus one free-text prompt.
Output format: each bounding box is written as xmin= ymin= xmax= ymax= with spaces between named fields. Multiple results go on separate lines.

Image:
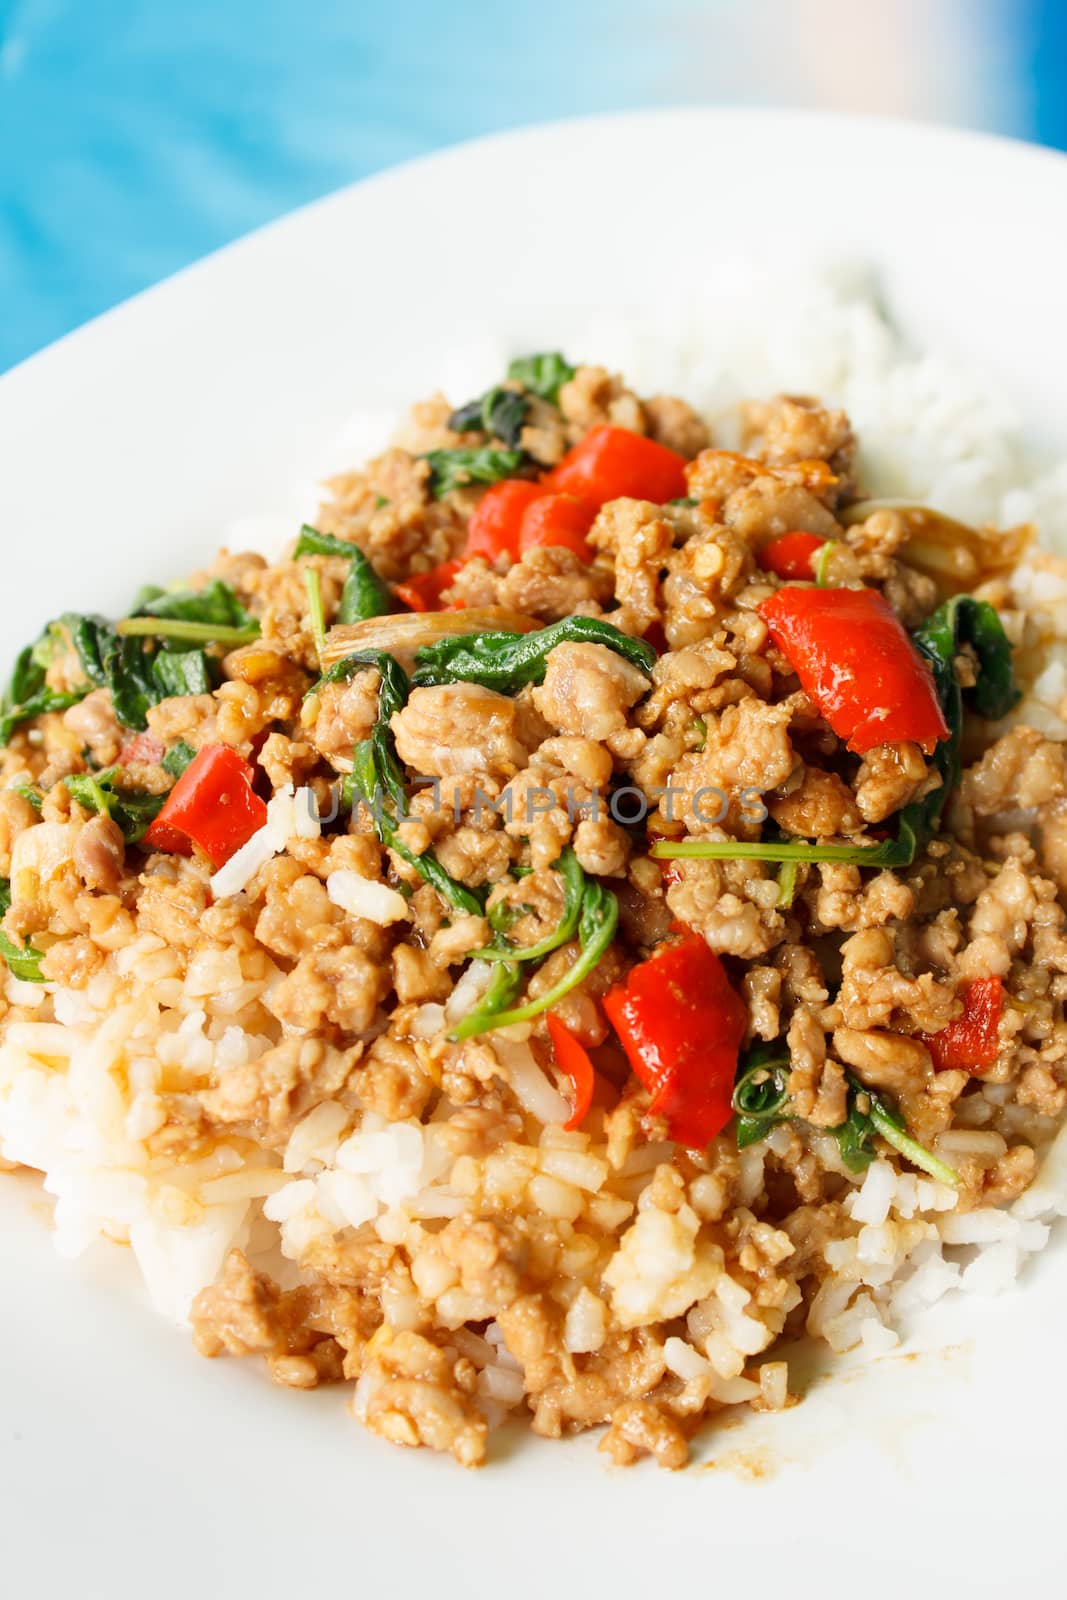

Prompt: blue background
xmin=2 ymin=0 xmax=1066 ymax=373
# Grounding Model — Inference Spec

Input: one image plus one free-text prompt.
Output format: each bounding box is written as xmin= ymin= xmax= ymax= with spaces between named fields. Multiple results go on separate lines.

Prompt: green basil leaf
xmin=0 ymin=878 xmax=45 ymax=982
xmin=413 ymin=615 xmax=657 ymax=693
xmin=506 ymin=352 xmax=576 ymax=406
xmin=293 ymin=525 xmax=392 ymax=625
xmin=422 ymin=448 xmax=526 ymax=500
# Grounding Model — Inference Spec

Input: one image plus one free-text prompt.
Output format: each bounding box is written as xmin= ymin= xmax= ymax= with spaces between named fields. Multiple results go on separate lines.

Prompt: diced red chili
xmin=394 ymin=560 xmax=464 ymax=612
xmin=546 ymin=1014 xmax=596 ymax=1131
xmin=602 ymin=934 xmax=746 ymax=1148
xmin=759 ymin=530 xmax=827 ymax=581
xmin=144 ymin=744 xmax=267 ymax=869
xmin=758 ymin=585 xmax=950 ymax=755
xmin=464 ymin=479 xmax=544 ymax=562
xmin=546 ymin=426 xmax=688 ymax=509
xmin=518 ymin=493 xmax=595 ymax=560
xmin=922 ymin=976 xmax=1004 ymax=1073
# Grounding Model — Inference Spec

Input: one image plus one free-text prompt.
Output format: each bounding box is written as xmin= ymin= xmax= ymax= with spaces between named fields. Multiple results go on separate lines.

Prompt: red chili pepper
xmin=602 ymin=934 xmax=747 ymax=1148
xmin=758 ymin=586 xmax=950 ymax=755
xmin=464 ymin=479 xmax=544 ymax=562
xmin=546 ymin=1014 xmax=596 ymax=1131
xmin=759 ymin=530 xmax=827 ymax=581
xmin=394 ymin=560 xmax=465 ymax=612
xmin=518 ymin=493 xmax=595 ymax=561
xmin=143 ymin=744 xmax=268 ymax=869
xmin=546 ymin=426 xmax=688 ymax=509
xmin=118 ymin=732 xmax=166 ymax=767
xmin=922 ymin=977 xmax=1004 ymax=1073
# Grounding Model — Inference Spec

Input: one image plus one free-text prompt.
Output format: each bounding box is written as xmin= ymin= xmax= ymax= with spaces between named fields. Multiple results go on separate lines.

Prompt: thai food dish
xmin=2 ymin=342 xmax=1066 ymax=1469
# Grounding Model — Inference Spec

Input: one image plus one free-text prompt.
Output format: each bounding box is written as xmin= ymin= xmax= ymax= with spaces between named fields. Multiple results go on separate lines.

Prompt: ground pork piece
xmin=665 ymin=858 xmax=785 ymax=959
xmin=643 ymin=393 xmax=710 ymax=457
xmin=588 ymin=498 xmax=675 ymax=635
xmin=427 ymin=914 xmax=490 ymax=968
xmin=962 ymin=726 xmax=1067 ymax=814
xmin=433 ymin=824 xmax=515 ymax=887
xmin=743 ymin=964 xmax=782 ymax=1041
xmin=393 ymin=391 xmax=467 ymax=454
xmin=199 ymin=1037 xmax=361 ymax=1142
xmin=573 ymin=816 xmax=631 ymax=877
xmin=809 ymin=864 xmax=915 ymax=932
xmin=673 ymin=696 xmax=796 ymax=826
xmin=530 ymin=1328 xmax=670 ymax=1439
xmin=256 ymin=731 xmax=319 ymax=789
xmin=786 ymin=1006 xmax=847 ymax=1128
xmin=768 ymin=767 xmax=863 ymax=838
xmin=303 ymin=668 xmax=381 ymax=769
xmin=980 ymin=1144 xmax=1039 ymax=1206
xmin=687 ymin=450 xmax=841 ymax=542
xmin=266 ymin=947 xmax=389 ymax=1035
xmin=558 ymin=365 xmax=647 ymax=438
xmin=354 ymin=1033 xmax=434 ymax=1121
xmin=1039 ymin=797 xmax=1067 ymax=896
xmin=145 ymin=691 xmax=220 ymax=752
xmin=360 ymin=1328 xmax=488 ymax=1468
xmin=72 ymin=814 xmax=125 ymax=894
xmin=448 ymin=546 xmax=612 ymax=620
xmin=190 ymin=1250 xmax=342 ymax=1387
xmin=741 ymin=395 xmax=854 ymax=491
xmin=832 ymin=1028 xmax=932 ymax=1100
xmin=0 ymin=789 xmax=40 ymax=877
xmin=853 ymin=741 xmax=937 ymax=824
xmin=135 ymin=860 xmax=213 ymax=948
xmin=880 ymin=561 xmax=940 ymax=627
xmin=599 ymin=1399 xmax=689 ymax=1469
xmin=661 ymin=526 xmax=755 ymax=647
xmin=255 ymin=864 xmax=345 ymax=959
xmin=433 ymin=1214 xmax=527 ymax=1312
xmin=532 ymin=642 xmax=650 ymax=739
xmin=315 ymin=448 xmax=464 ymax=582
xmin=1016 ymin=1062 xmax=1067 ymax=1118
xmin=957 ymin=855 xmax=1040 ymax=982
xmin=830 ymin=928 xmax=956 ymax=1034
xmin=393 ymin=942 xmax=451 ymax=1004
xmin=392 ymin=683 xmax=534 ymax=781
xmin=63 ymin=688 xmax=123 ymax=767
xmin=516 ymin=393 xmax=569 ymax=467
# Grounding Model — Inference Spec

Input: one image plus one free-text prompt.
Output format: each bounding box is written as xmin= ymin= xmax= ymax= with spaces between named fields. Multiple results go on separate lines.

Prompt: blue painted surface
xmin=0 ymin=0 xmax=1063 ymax=372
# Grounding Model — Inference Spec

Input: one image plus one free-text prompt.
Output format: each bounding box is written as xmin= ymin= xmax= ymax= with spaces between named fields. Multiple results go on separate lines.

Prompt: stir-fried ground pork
xmin=1 ymin=358 xmax=1065 ymax=1473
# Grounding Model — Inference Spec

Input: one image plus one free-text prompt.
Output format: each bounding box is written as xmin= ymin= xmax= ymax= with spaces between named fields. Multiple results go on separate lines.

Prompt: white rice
xmin=3 ymin=264 xmax=1067 ymax=1413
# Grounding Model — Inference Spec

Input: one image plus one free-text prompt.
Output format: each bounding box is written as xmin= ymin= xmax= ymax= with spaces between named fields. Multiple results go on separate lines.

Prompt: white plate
xmin=3 ymin=109 xmax=1067 ymax=1596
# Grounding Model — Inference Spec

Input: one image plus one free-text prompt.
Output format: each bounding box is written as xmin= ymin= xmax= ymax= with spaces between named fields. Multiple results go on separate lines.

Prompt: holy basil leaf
xmin=451 ymin=877 xmax=618 ymax=1040
xmin=133 ymin=578 xmax=253 ymax=630
xmin=473 ymin=848 xmax=585 ymax=964
xmin=293 ymin=525 xmax=392 ymax=625
xmin=0 ymin=878 xmax=45 ymax=982
xmin=732 ymin=1042 xmax=791 ymax=1150
xmin=730 ymin=1040 xmax=959 ymax=1184
xmin=449 ymin=385 xmax=529 ymax=448
xmin=65 ymin=768 xmax=166 ymax=845
xmin=413 ymin=615 xmax=657 ymax=693
xmin=323 ymin=649 xmax=486 ymax=916
xmin=162 ymin=741 xmax=196 ymax=779
xmin=11 ymin=783 xmax=42 ymax=812
xmin=422 ymin=448 xmax=526 ymax=500
xmin=506 ymin=352 xmax=576 ymax=406
xmin=0 ymin=628 xmax=92 ymax=746
xmin=149 ymin=650 xmax=213 ymax=700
